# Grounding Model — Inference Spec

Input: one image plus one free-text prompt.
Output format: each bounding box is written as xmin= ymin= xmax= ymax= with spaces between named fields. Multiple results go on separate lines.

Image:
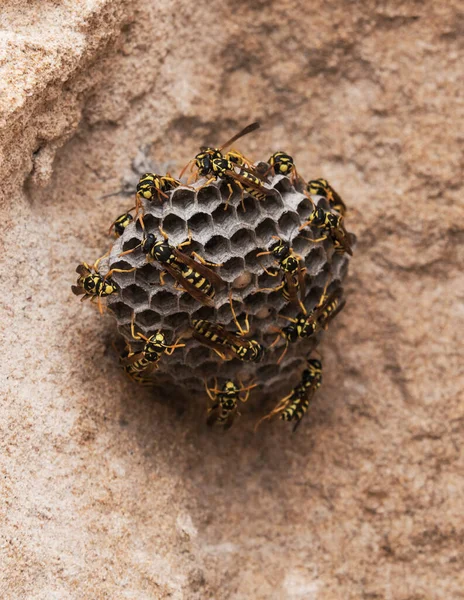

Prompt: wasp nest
xmin=103 ymin=167 xmax=353 ymax=398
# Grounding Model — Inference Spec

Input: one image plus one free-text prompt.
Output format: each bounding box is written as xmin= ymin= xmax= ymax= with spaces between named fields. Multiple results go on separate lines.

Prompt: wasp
xmin=179 ymin=122 xmax=260 ymax=182
xmin=256 ymin=358 xmax=322 ymax=432
xmin=136 ymin=172 xmax=181 ymax=203
xmin=120 ymin=314 xmax=185 ymax=384
xmin=256 ymin=237 xmax=307 ymax=312
xmin=307 ymin=178 xmax=347 ymax=216
xmin=208 ymin=156 xmax=274 ymax=210
xmin=192 ymin=294 xmax=264 ymax=362
xmin=299 ymin=205 xmax=353 ymax=256
xmin=120 ymin=226 xmax=224 ymax=307
xmin=107 ymin=207 xmax=135 ymax=238
xmin=204 ymin=379 xmax=258 ymax=429
xmin=266 ymin=151 xmax=300 ymax=184
xmin=271 ymin=286 xmax=345 ymax=363
xmin=71 ymin=254 xmax=135 ymax=314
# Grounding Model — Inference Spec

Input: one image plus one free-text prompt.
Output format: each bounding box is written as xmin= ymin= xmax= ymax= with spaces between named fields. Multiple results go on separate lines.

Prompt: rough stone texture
xmin=1 ymin=1 xmax=463 ymax=599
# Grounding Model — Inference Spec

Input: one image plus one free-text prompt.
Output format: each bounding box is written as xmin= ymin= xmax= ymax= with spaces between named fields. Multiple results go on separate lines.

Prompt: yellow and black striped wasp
xmin=120 ymin=226 xmax=224 ymax=307
xmin=307 ymin=178 xmax=347 ymax=216
xmin=192 ymin=294 xmax=264 ymax=362
xmin=299 ymin=204 xmax=353 ymax=256
xmin=120 ymin=315 xmax=185 ymax=384
xmin=205 ymin=379 xmax=258 ymax=429
xmin=266 ymin=151 xmax=300 ymax=184
xmin=179 ymin=122 xmax=260 ymax=182
xmin=136 ymin=172 xmax=181 ymax=204
xmin=71 ymin=254 xmax=135 ymax=314
xmin=107 ymin=207 xmax=136 ymax=238
xmin=255 ymin=358 xmax=322 ymax=432
xmin=271 ymin=286 xmax=345 ymax=363
xmin=208 ymin=156 xmax=275 ymax=210
xmin=256 ymin=236 xmax=307 ymax=312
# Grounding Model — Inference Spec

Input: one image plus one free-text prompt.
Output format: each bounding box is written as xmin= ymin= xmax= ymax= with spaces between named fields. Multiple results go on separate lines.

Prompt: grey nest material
xmin=106 ymin=168 xmax=353 ymax=395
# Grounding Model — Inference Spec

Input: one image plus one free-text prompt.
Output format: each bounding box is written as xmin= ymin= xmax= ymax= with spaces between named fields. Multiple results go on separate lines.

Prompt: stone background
xmin=0 ymin=1 xmax=463 ymax=598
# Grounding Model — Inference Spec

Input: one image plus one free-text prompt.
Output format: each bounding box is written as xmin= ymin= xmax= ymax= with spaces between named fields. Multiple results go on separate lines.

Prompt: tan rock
xmin=1 ymin=1 xmax=463 ymax=599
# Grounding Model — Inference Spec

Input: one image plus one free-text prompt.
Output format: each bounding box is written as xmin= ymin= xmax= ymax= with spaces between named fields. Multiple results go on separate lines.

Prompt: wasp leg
xmin=191 ymin=251 xmax=222 ymax=268
xmin=229 ymin=292 xmax=250 ymax=336
xmin=103 ymin=266 xmax=136 ymax=281
xmin=223 ymin=182 xmax=236 ymax=211
xmin=300 ymin=232 xmax=328 ymax=243
xmin=165 ymin=336 xmax=186 ymax=355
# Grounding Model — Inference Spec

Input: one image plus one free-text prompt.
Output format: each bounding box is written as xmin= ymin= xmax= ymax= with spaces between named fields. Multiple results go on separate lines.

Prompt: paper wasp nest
xmin=106 ymin=168 xmax=352 ymax=395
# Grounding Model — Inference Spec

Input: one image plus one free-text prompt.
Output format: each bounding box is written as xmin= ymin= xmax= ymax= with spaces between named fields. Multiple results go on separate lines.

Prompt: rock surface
xmin=1 ymin=1 xmax=463 ymax=598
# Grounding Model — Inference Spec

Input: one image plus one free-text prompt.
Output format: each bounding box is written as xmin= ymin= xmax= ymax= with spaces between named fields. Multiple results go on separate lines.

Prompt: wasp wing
xmin=219 ymin=122 xmax=260 ymax=152
xmin=162 ymin=261 xmax=216 ymax=307
xmin=172 ymin=249 xmax=225 ymax=290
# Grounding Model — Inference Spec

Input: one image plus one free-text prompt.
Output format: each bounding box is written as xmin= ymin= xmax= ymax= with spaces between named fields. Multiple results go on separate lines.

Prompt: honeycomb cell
xmin=108 ymin=301 xmax=132 ymax=322
xmin=135 ymin=263 xmax=159 ymax=285
xmin=244 ymin=291 xmax=267 ymax=314
xmin=238 ymin=196 xmax=260 ymax=226
xmin=151 ymin=290 xmax=179 ymax=312
xmin=197 ymin=186 xmax=221 ymax=211
xmin=122 ymin=284 xmax=149 ymax=306
xmin=231 ymin=268 xmax=253 ymax=289
xmin=188 ymin=212 xmax=213 ymax=236
xmin=135 ymin=309 xmax=162 ymax=329
xmin=162 ymin=213 xmax=187 ymax=242
xmin=186 ymin=345 xmax=214 ymax=368
xmin=218 ymin=257 xmax=244 ymax=284
xmin=163 ymin=312 xmax=190 ymax=330
xmin=297 ymin=197 xmax=313 ymax=220
xmin=230 ymin=228 xmax=256 ymax=256
xmin=274 ymin=177 xmax=293 ymax=195
xmin=122 ymin=237 xmax=142 ymax=253
xmin=171 ymin=187 xmax=195 ymax=213
xmin=260 ymin=194 xmax=283 ymax=216
xmin=255 ymin=305 xmax=274 ymax=320
xmin=278 ymin=211 xmax=300 ymax=239
xmin=256 ymin=218 xmax=278 ymax=245
xmin=138 ymin=214 xmax=157 ymax=233
xmin=191 ymin=305 xmax=216 ymax=322
xmin=204 ymin=235 xmax=229 ymax=258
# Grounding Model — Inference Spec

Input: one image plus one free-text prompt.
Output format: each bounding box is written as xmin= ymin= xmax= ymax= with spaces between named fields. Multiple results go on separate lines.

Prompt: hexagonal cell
xmin=186 ymin=345 xmax=215 ymax=368
xmin=260 ymin=193 xmax=283 ymax=216
xmin=179 ymin=290 xmax=203 ymax=312
xmin=122 ymin=284 xmax=149 ymax=306
xmin=291 ymin=235 xmax=310 ymax=256
xmin=204 ymin=235 xmax=230 ymax=259
xmin=188 ymin=212 xmax=213 ymax=236
xmin=256 ymin=218 xmax=278 ymax=245
xmin=237 ymin=195 xmax=260 ymax=224
xmin=196 ymin=185 xmax=220 ymax=211
xmin=217 ymin=256 xmax=244 ymax=283
xmin=122 ymin=236 xmax=142 ymax=253
xmin=304 ymin=247 xmax=326 ymax=275
xmin=135 ymin=309 xmax=162 ymax=329
xmin=161 ymin=213 xmax=187 ymax=242
xmin=278 ymin=211 xmax=300 ymax=239
xmin=211 ymin=204 xmax=232 ymax=229
xmin=162 ymin=312 xmax=190 ymax=330
xmin=274 ymin=177 xmax=293 ymax=195
xmin=191 ymin=305 xmax=216 ymax=322
xmin=230 ymin=228 xmax=256 ymax=256
xmin=138 ymin=213 xmax=158 ymax=233
xmin=297 ymin=196 xmax=313 ymax=220
xmin=108 ymin=301 xmax=132 ymax=322
xmin=216 ymin=302 xmax=233 ymax=324
xmin=257 ymin=269 xmax=279 ymax=289
xmin=171 ymin=187 xmax=195 ymax=212
xmin=231 ymin=267 xmax=252 ymax=289
xmin=254 ymin=305 xmax=274 ymax=320
xmin=244 ymin=291 xmax=267 ymax=314
xmin=150 ymin=290 xmax=179 ymax=312
xmin=135 ymin=262 xmax=160 ymax=285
